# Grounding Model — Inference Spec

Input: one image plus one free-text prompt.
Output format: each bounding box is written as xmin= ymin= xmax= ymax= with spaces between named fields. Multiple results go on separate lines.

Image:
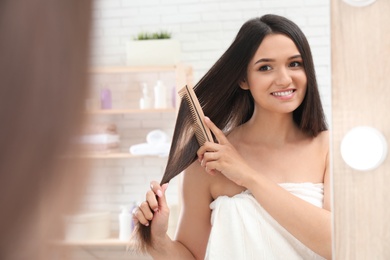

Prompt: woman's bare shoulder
xmin=316 ymin=130 xmax=329 ymax=149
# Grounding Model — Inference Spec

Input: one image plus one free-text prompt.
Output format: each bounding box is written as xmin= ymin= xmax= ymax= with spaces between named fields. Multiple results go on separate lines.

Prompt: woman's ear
xmin=239 ymin=78 xmax=249 ymax=90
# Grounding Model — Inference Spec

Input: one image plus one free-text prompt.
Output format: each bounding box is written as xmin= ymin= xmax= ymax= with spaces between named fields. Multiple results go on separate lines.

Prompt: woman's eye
xmin=259 ymin=65 xmax=272 ymax=71
xmin=289 ymin=61 xmax=302 ymax=67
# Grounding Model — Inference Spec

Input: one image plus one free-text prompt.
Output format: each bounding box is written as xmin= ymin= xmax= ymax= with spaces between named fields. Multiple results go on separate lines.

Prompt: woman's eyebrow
xmin=254 ymin=58 xmax=274 ymax=64
xmin=288 ymin=54 xmax=302 ymax=60
xmin=254 ymin=54 xmax=302 ymax=65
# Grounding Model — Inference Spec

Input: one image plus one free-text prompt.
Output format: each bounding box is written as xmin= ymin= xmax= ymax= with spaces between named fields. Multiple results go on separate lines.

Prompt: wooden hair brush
xmin=178 ymin=85 xmax=214 ymax=145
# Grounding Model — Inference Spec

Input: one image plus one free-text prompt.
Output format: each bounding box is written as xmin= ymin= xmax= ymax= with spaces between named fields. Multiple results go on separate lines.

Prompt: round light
xmin=340 ymin=126 xmax=388 ymax=171
xmin=342 ymin=0 xmax=376 ymax=7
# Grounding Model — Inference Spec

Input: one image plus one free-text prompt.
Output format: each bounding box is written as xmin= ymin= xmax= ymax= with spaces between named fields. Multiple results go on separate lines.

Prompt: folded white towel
xmin=129 ymin=130 xmax=171 ymax=156
xmin=146 ymin=129 xmax=169 ymax=144
xmin=129 ymin=143 xmax=170 ymax=156
xmin=78 ymin=134 xmax=120 ymax=144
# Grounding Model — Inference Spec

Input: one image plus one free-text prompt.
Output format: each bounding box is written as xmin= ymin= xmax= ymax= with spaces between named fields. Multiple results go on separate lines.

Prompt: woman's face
xmin=240 ymin=33 xmax=307 ymax=115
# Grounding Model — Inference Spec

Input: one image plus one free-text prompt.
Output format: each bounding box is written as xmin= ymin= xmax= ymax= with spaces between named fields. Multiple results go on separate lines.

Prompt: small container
xmin=118 ymin=206 xmax=132 ymax=241
xmin=154 ymin=80 xmax=167 ymax=109
xmin=100 ymin=88 xmax=112 ymax=109
xmin=139 ymin=83 xmax=152 ymax=109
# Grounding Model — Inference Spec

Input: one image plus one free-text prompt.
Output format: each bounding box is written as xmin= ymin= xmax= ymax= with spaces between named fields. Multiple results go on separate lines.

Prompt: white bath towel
xmin=129 ymin=143 xmax=170 ymax=156
xmin=78 ymin=134 xmax=120 ymax=144
xmin=129 ymin=130 xmax=171 ymax=156
xmin=205 ymin=183 xmax=326 ymax=260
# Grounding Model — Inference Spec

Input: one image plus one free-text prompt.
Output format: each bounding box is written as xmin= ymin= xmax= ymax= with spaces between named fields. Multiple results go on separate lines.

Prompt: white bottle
xmin=139 ymin=83 xmax=152 ymax=109
xmin=118 ymin=206 xmax=132 ymax=241
xmin=154 ymin=80 xmax=167 ymax=109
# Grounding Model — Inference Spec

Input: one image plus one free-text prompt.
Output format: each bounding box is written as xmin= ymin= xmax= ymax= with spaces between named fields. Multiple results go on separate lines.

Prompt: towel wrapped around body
xmin=205 ymin=183 xmax=326 ymax=260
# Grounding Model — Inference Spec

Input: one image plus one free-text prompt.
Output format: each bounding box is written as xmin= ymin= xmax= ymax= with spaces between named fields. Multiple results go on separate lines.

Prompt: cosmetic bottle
xmin=130 ymin=202 xmax=137 ymax=231
xmin=171 ymin=86 xmax=176 ymax=108
xmin=154 ymin=80 xmax=167 ymax=109
xmin=139 ymin=83 xmax=152 ymax=109
xmin=100 ymin=88 xmax=112 ymax=109
xmin=118 ymin=206 xmax=132 ymax=241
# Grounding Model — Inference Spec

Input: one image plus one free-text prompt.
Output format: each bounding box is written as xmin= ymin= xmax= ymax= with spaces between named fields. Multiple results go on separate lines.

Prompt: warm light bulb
xmin=340 ymin=126 xmax=387 ymax=171
xmin=342 ymin=0 xmax=376 ymax=7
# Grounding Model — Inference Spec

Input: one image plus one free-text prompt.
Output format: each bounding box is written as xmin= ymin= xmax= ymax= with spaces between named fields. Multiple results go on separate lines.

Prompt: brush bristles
xmin=193 ymin=123 xmax=207 ymax=145
xmin=178 ymin=85 xmax=213 ymax=146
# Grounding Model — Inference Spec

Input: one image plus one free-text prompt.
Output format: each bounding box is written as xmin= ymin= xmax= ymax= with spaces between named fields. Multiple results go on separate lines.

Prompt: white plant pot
xmin=126 ymin=39 xmax=181 ymax=66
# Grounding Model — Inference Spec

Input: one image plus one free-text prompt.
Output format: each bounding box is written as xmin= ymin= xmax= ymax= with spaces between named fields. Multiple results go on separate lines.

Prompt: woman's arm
xmin=174 ymin=161 xmax=213 ymax=259
xmin=134 ymin=162 xmax=212 ymax=260
xmin=245 ymin=161 xmax=331 ymax=259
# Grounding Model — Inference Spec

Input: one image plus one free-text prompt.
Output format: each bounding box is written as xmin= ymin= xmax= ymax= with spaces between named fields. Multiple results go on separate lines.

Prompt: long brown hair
xmin=133 ymin=14 xmax=327 ymax=252
xmin=0 ymin=0 xmax=92 ymax=259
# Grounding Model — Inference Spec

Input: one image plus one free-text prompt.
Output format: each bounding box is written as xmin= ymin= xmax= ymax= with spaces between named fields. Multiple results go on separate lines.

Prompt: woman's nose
xmin=275 ymin=68 xmax=292 ymax=87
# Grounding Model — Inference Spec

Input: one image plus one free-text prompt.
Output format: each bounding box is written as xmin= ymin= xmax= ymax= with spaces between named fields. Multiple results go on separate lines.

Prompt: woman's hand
xmin=197 ymin=117 xmax=252 ymax=187
xmin=132 ymin=181 xmax=170 ymax=240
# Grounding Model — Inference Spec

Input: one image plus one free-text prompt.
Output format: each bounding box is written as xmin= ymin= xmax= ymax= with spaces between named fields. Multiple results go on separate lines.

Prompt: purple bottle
xmin=100 ymin=88 xmax=112 ymax=109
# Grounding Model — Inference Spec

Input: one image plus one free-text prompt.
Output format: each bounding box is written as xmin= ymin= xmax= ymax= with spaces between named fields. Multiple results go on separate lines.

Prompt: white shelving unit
xmin=56 ymin=64 xmax=192 ymax=250
xmin=82 ymin=64 xmax=192 ymax=159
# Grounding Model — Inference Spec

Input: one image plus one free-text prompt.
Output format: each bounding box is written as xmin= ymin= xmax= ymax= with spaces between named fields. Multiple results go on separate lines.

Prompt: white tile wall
xmin=69 ymin=0 xmax=331 ymax=258
xmin=90 ymin=0 xmax=331 ymax=115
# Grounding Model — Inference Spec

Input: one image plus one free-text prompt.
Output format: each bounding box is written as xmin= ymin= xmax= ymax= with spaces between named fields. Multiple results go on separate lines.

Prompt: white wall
xmin=73 ymin=0 xmax=331 ymax=258
xmin=90 ymin=0 xmax=331 ymax=115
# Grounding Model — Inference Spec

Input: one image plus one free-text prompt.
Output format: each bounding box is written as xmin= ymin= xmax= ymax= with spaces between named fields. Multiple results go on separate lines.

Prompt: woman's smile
xmin=271 ymin=89 xmax=296 ymax=100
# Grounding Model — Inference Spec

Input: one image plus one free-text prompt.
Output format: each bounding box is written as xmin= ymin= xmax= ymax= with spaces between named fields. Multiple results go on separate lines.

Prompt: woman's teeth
xmin=272 ymin=90 xmax=294 ymax=96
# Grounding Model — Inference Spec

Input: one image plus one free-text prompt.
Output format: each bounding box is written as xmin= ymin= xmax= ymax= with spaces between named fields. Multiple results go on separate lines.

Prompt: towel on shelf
xmin=79 ymin=134 xmax=120 ymax=144
xmin=129 ymin=130 xmax=170 ymax=156
xmin=129 ymin=142 xmax=170 ymax=156
xmin=78 ymin=123 xmax=120 ymax=153
xmin=82 ymin=123 xmax=118 ymax=135
xmin=80 ymin=141 xmax=120 ymax=153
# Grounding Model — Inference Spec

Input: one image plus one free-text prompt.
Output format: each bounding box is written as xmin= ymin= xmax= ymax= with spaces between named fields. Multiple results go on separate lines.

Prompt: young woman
xmin=133 ymin=14 xmax=330 ymax=260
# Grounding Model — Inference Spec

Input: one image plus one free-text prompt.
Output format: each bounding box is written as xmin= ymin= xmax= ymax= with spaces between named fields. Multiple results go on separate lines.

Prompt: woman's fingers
xmin=197 ymin=116 xmax=230 ymax=162
xmin=204 ymin=116 xmax=229 ymax=145
xmin=197 ymin=141 xmax=219 ymax=161
xmin=146 ymin=190 xmax=159 ymax=212
xmin=150 ymin=181 xmax=163 ymax=198
xmin=200 ymin=151 xmax=218 ymax=166
xmin=133 ymin=202 xmax=151 ymax=226
xmin=132 ymin=181 xmax=168 ymax=226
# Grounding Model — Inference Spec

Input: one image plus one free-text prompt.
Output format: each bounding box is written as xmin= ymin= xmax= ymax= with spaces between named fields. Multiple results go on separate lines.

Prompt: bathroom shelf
xmin=84 ymin=64 xmax=192 ymax=160
xmin=82 ymin=152 xmax=168 ymax=159
xmin=87 ymin=108 xmax=176 ymax=115
xmin=51 ymin=238 xmax=132 ymax=247
xmin=89 ymin=65 xmax=178 ymax=74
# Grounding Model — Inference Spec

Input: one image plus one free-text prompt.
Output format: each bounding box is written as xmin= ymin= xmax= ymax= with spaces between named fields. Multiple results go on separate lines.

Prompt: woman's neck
xmin=237 ymin=109 xmax=304 ymax=147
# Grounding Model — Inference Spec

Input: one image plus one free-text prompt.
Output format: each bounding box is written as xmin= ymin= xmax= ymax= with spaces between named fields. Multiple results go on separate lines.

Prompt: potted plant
xmin=126 ymin=30 xmax=181 ymax=66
